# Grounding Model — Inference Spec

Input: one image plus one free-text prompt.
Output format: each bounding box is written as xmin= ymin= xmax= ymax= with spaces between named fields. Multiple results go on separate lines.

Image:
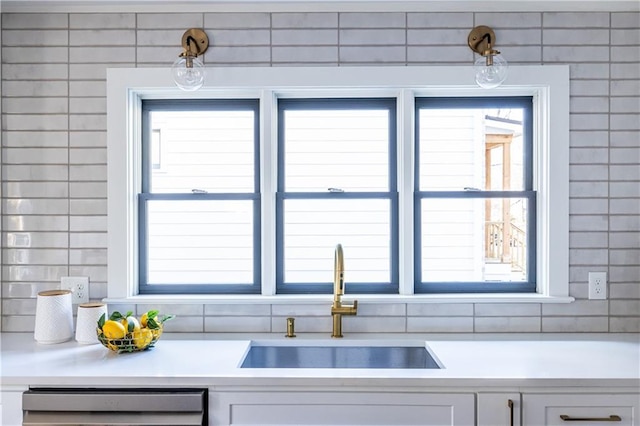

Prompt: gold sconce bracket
xmin=468 ymin=25 xmax=497 ymax=56
xmin=180 ymin=28 xmax=209 ymax=57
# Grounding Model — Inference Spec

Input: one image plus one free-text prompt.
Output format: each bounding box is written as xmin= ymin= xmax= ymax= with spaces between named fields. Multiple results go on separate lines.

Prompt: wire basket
xmin=97 ymin=327 xmax=163 ymax=353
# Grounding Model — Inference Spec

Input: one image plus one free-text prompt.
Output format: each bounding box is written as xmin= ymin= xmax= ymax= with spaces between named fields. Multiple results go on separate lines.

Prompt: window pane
xmin=418 ymin=108 xmax=525 ymax=191
xmin=148 ymin=110 xmax=255 ymax=193
xmin=146 ymin=200 xmax=254 ymax=284
xmin=283 ymin=199 xmax=390 ymax=283
xmin=421 ymin=197 xmax=528 ymax=282
xmin=284 ymin=109 xmax=389 ymax=191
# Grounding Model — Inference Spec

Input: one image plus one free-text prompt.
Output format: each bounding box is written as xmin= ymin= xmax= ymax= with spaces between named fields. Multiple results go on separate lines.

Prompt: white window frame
xmin=107 ymin=65 xmax=572 ymax=304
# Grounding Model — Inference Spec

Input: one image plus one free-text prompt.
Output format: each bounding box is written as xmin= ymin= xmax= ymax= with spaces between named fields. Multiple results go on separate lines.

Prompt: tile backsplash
xmin=1 ymin=7 xmax=639 ymax=333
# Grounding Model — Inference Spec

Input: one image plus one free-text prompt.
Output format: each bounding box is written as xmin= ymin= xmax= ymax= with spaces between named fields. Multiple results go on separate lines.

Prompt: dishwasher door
xmin=23 ymin=388 xmax=207 ymax=425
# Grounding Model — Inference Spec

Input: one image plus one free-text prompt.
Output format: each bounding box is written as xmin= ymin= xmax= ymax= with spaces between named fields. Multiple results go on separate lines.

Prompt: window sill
xmin=103 ymin=293 xmax=574 ymax=305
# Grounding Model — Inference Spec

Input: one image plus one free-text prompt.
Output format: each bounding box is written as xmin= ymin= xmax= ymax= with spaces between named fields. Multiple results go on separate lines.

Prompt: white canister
xmin=34 ymin=289 xmax=74 ymax=344
xmin=75 ymin=302 xmax=108 ymax=344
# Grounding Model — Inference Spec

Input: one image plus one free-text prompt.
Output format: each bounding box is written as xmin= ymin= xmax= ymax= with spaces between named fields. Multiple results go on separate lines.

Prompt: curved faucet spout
xmin=331 ymin=243 xmax=357 ymax=338
xmin=333 ymin=244 xmax=345 ymax=303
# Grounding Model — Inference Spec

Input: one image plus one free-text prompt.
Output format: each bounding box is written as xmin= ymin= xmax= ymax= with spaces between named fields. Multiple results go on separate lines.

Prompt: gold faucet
xmin=331 ymin=244 xmax=357 ymax=338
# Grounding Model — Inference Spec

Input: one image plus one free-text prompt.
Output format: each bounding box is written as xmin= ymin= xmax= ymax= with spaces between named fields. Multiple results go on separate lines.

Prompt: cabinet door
xmin=522 ymin=393 xmax=640 ymax=426
xmin=210 ymin=391 xmax=475 ymax=426
xmin=478 ymin=393 xmax=521 ymax=426
xmin=1 ymin=388 xmax=26 ymax=426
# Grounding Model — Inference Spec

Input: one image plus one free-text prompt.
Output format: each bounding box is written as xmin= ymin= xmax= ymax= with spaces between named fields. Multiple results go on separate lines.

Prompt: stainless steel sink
xmin=240 ymin=342 xmax=442 ymax=369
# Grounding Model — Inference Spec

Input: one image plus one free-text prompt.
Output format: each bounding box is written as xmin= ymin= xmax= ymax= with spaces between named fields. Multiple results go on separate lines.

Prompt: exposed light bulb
xmin=474 ymin=54 xmax=508 ymax=89
xmin=171 ymin=56 xmax=205 ymax=91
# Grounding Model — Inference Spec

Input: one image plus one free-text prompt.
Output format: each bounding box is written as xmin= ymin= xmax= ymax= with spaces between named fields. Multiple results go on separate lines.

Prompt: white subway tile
xmin=69 ymin=98 xmax=107 ymax=114
xmin=570 ymin=198 xmax=608 ymax=215
xmin=2 ymin=29 xmax=68 ymax=46
xmin=610 ymin=265 xmax=640 ymax=282
xmin=612 ymin=46 xmax=640 ymax=63
xmin=611 ymin=80 xmax=640 ymax=96
xmin=612 ymin=12 xmax=640 ymax=28
xmin=610 ymin=232 xmax=640 ymax=249
xmin=610 ymin=317 xmax=640 ymax=333
xmin=610 ymin=249 xmax=640 ymax=265
xmin=611 ymin=97 xmax=640 ymax=114
xmin=273 ymin=12 xmax=337 ymax=28
xmin=2 ymin=63 xmax=68 ymax=80
xmin=162 ymin=316 xmax=204 ymax=333
xmin=272 ymin=29 xmax=336 ymax=46
xmin=2 ymin=281 xmax=60 ymax=298
xmin=206 ymin=29 xmax=271 ymax=46
xmin=569 ymin=231 xmax=608 ymax=248
xmin=70 ymin=216 xmax=107 ymax=232
xmin=570 ymin=63 xmax=610 ymax=79
xmin=3 ymin=165 xmax=69 ymax=182
xmin=474 ymin=303 xmax=541 ymax=317
xmin=407 ymin=12 xmax=472 ymax=28
xmin=570 ymin=147 xmax=609 ymax=164
xmin=569 ymin=248 xmax=608 ymax=265
xmin=271 ymin=304 xmax=326 ymax=316
xmin=3 ymin=232 xmax=68 ymax=249
xmin=2 ymin=81 xmax=68 ymax=97
xmin=69 ymin=232 xmax=107 ymax=248
xmin=543 ymin=29 xmax=609 ymax=46
xmin=273 ymin=46 xmax=337 ymax=63
xmin=69 ymin=81 xmax=106 ymax=97
xmin=4 ymin=114 xmax=68 ymax=131
xmin=70 ymin=131 xmax=107 ymax=148
xmin=570 ymin=97 xmax=609 ymax=114
xmin=569 ymin=130 xmax=609 ymax=148
xmin=70 ymin=47 xmax=135 ymax=63
xmin=135 ymin=29 xmax=182 ymax=46
xmin=340 ymin=46 xmax=407 ymax=63
xmin=358 ymin=303 xmax=406 ymax=316
xmin=2 ymin=13 xmax=68 ymax=29
xmin=569 ymin=164 xmax=608 ymax=181
xmin=136 ymin=13 xmax=203 ymax=29
xmin=2 ymin=265 xmax=68 ymax=281
xmin=339 ymin=12 xmax=405 ymax=28
xmin=611 ymin=114 xmax=640 ymax=131
xmin=407 ymin=303 xmax=473 ymax=316
xmin=612 ymin=29 xmax=640 ymax=46
xmin=542 ymin=316 xmax=608 ymax=332
xmin=5 ymin=182 xmax=68 ymax=199
xmin=501 ymin=46 xmax=542 ymax=64
xmin=3 ymin=147 xmax=68 ymax=164
xmin=476 ymin=12 xmax=542 ymax=28
xmin=543 ymin=12 xmax=609 ymax=28
xmin=544 ymin=46 xmax=609 ymax=63
xmin=69 ymin=30 xmax=135 ymax=46
xmin=205 ymin=12 xmax=271 ymax=29
xmin=205 ymin=303 xmax=270 ymax=316
xmin=570 ymin=114 xmax=609 ymax=130
xmin=136 ymin=46 xmax=177 ymax=64
xmin=2 ymin=97 xmax=68 ymax=114
xmin=69 ymin=115 xmax=107 ymax=131
xmin=611 ymin=147 xmax=640 ymax=164
xmin=136 ymin=304 xmax=204 ymax=316
xmin=70 ymin=13 xmax=135 ymax=29
xmin=569 ymin=214 xmax=608 ymax=232
xmin=70 ymin=165 xmax=107 ymax=181
xmin=3 ymin=249 xmax=67 ymax=266
xmin=341 ymin=28 xmax=405 ymax=45
xmin=345 ymin=316 xmax=405 ymax=333
xmin=70 ymin=199 xmax=107 ymax=215
xmin=271 ymin=316 xmax=331 ymax=333
xmin=611 ymin=63 xmax=640 ymax=80
xmin=3 ymin=198 xmax=68 ymax=215
xmin=2 ymin=298 xmax=37 ymax=315
xmin=570 ymin=182 xmax=609 ymax=198
xmin=69 ymin=248 xmax=107 ymax=265
xmin=69 ymin=148 xmax=107 ymax=165
xmin=609 ymin=282 xmax=640 ymax=298
xmin=475 ymin=317 xmax=541 ymax=333
xmin=2 ymin=315 xmax=35 ymax=332
xmin=408 ymin=45 xmax=470 ymax=63
xmin=68 ymin=265 xmax=106 ymax=281
xmin=407 ymin=316 xmax=473 ymax=333
xmin=2 ymin=46 xmax=68 ymax=64
xmin=70 ymin=182 xmax=107 ymax=198
xmin=207 ymin=46 xmax=271 ymax=63
xmin=205 ymin=316 xmax=271 ymax=332
xmin=407 ymin=28 xmax=470 ymax=46
xmin=610 ymin=215 xmax=640 ymax=232
xmin=492 ymin=29 xmax=541 ymax=46
xmin=611 ymin=165 xmax=640 ymax=180
xmin=70 ymin=63 xmax=131 ymax=80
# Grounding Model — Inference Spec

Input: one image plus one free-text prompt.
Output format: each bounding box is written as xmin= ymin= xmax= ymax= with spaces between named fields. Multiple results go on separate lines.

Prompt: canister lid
xmin=38 ymin=289 xmax=72 ymax=296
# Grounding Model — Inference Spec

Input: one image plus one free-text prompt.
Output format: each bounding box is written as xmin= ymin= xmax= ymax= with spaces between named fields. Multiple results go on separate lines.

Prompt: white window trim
xmin=106 ymin=65 xmax=573 ymax=304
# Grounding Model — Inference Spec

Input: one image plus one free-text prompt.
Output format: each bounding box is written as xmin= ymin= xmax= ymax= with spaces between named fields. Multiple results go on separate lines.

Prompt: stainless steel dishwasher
xmin=22 ymin=388 xmax=207 ymax=425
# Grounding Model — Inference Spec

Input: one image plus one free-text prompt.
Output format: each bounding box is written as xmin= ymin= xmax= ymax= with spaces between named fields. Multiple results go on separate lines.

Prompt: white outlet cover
xmin=588 ymin=271 xmax=607 ymax=300
xmin=61 ymin=276 xmax=90 ymax=304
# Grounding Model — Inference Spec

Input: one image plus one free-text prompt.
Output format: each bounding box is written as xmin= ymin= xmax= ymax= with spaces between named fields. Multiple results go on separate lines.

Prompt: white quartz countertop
xmin=2 ymin=333 xmax=639 ymax=389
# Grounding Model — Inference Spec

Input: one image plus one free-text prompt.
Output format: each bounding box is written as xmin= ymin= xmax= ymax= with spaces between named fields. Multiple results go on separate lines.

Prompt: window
xmin=276 ymin=99 xmax=398 ymax=294
xmin=108 ymin=66 xmax=570 ymax=301
xmin=414 ymin=97 xmax=535 ymax=293
xmin=139 ymin=100 xmax=260 ymax=294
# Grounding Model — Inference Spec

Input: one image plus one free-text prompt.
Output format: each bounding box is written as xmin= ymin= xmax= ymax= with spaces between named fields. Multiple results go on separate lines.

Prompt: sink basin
xmin=240 ymin=342 xmax=442 ymax=369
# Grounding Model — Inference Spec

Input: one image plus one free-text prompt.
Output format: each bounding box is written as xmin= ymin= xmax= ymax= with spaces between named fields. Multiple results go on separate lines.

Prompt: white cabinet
xmin=522 ymin=393 xmax=640 ymax=426
xmin=477 ymin=393 xmax=521 ymax=426
xmin=1 ymin=387 xmax=27 ymax=426
xmin=210 ymin=391 xmax=475 ymax=426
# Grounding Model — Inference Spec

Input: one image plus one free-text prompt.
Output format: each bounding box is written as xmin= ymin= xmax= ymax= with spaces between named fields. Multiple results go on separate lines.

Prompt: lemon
xmin=133 ymin=328 xmax=153 ymax=349
xmin=102 ymin=320 xmax=126 ymax=339
xmin=120 ymin=316 xmax=141 ymax=333
xmin=140 ymin=312 xmax=158 ymax=329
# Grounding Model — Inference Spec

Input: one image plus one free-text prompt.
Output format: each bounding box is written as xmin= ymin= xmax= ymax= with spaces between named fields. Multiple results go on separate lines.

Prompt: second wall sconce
xmin=172 ymin=28 xmax=209 ymax=91
xmin=468 ymin=25 xmax=508 ymax=89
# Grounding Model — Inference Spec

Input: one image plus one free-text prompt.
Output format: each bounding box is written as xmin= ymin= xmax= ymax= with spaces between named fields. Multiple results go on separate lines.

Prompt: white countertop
xmin=2 ymin=333 xmax=639 ymax=389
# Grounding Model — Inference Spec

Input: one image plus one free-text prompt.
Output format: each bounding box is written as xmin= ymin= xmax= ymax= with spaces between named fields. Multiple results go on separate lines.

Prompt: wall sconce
xmin=468 ymin=25 xmax=508 ymax=89
xmin=171 ymin=28 xmax=209 ymax=91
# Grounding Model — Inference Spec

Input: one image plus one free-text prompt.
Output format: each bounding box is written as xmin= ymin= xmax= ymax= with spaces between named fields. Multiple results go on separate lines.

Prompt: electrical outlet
xmin=61 ymin=276 xmax=90 ymax=304
xmin=588 ymin=272 xmax=607 ymax=300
